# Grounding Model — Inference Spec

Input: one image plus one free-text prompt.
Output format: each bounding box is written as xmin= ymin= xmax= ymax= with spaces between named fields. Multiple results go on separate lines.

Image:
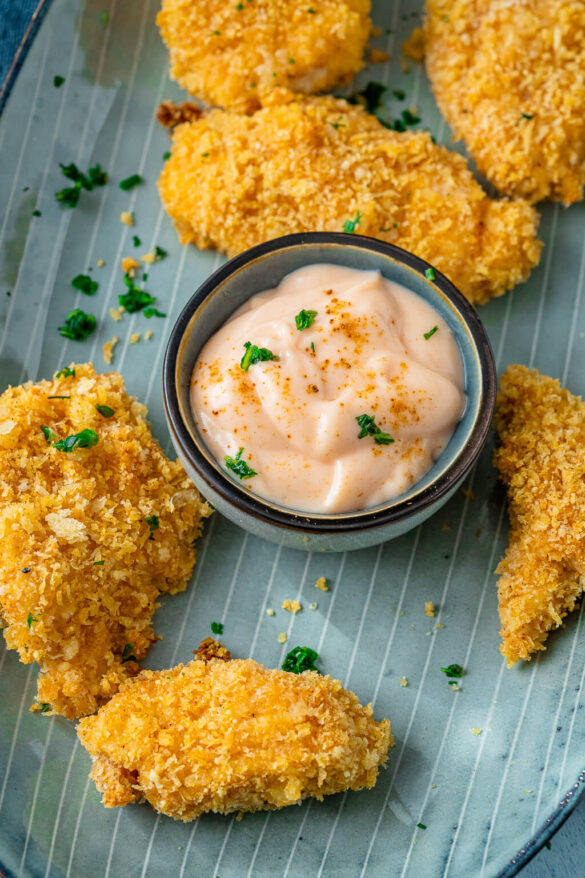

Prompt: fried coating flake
xmin=157 ymin=0 xmax=371 ymax=113
xmin=494 ymin=366 xmax=585 ymax=665
xmin=77 ymin=655 xmax=392 ymax=819
xmin=425 ymin=0 xmax=585 ymax=205
xmin=0 ymin=364 xmax=211 ymax=719
xmin=158 ymin=89 xmax=541 ymax=306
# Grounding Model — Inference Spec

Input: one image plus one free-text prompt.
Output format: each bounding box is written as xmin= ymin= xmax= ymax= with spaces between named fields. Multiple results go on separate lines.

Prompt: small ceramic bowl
xmin=163 ymin=232 xmax=496 ymax=552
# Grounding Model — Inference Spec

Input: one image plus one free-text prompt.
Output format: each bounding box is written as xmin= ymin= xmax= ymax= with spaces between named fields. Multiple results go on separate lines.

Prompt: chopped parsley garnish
xmin=424 ymin=326 xmax=438 ymax=340
xmin=119 ymin=174 xmax=143 ymax=191
xmin=224 ymin=447 xmax=257 ymax=479
xmin=121 ymin=643 xmax=137 ymax=663
xmin=347 ymin=81 xmax=387 ymax=114
xmin=41 ymin=425 xmax=57 ymax=442
xmin=425 ymin=267 xmax=436 ymax=281
xmin=27 ymin=612 xmax=40 ymax=630
xmin=39 ymin=703 xmax=51 ymax=713
xmin=55 ymin=162 xmax=107 ymax=208
xmin=153 ymin=245 xmax=167 ymax=261
xmin=119 ymin=273 xmax=156 ymax=313
xmin=52 ymin=429 xmax=99 ymax=452
xmin=393 ymin=89 xmax=406 ymax=100
xmin=53 ymin=75 xmax=65 ymax=88
xmin=94 ymin=560 xmax=105 ymax=566
xmin=295 ymin=309 xmax=318 ymax=331
xmin=71 ymin=273 xmax=98 ymax=295
xmin=32 ymin=209 xmax=41 ymax=217
xmin=96 ymin=404 xmax=115 ymax=418
xmin=145 ymin=515 xmax=159 ymax=538
xmin=163 ymin=151 xmax=171 ymax=160
xmin=401 ymin=108 xmax=421 ymax=126
xmin=441 ymin=663 xmax=464 ymax=679
xmin=240 ymin=341 xmax=279 ymax=371
xmin=211 ymin=621 xmax=224 ymax=635
xmin=56 ymin=366 xmax=75 ymax=378
xmin=99 ymin=10 xmax=109 ymax=27
xmin=132 ymin=235 xmax=141 ymax=248
xmin=58 ymin=308 xmax=96 ymax=341
xmin=310 ymin=341 xmax=315 ymax=353
xmin=282 ymin=646 xmax=320 ymax=674
xmin=417 ymin=823 xmax=427 ymax=830
xmin=47 ymin=395 xmax=70 ymax=399
xmin=356 ymin=413 xmax=394 ymax=445
xmin=144 ymin=307 xmax=166 ymax=318
xmin=343 ymin=210 xmax=362 ymax=234
xmin=307 ymin=6 xmax=316 ymax=11
xmin=520 ymin=113 xmax=534 ymax=120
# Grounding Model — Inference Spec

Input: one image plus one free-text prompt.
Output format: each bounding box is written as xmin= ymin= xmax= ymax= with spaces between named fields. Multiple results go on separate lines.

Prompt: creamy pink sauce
xmin=191 ymin=264 xmax=465 ymax=514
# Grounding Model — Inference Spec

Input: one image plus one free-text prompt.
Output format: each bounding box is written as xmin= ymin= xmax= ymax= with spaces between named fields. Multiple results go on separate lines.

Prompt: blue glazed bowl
xmin=163 ymin=232 xmax=496 ymax=552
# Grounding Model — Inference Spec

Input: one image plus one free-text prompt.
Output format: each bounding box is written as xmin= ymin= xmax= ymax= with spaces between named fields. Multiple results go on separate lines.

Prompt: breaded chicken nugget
xmin=494 ymin=365 xmax=585 ymax=665
xmin=157 ymin=0 xmax=371 ymax=113
xmin=0 ymin=364 xmax=211 ymax=719
xmin=158 ymin=89 xmax=542 ymax=306
xmin=425 ymin=1 xmax=585 ymax=204
xmin=77 ymin=654 xmax=392 ymax=818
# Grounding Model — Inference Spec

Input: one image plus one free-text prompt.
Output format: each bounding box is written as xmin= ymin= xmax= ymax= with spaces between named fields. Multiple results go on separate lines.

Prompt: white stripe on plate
xmin=44 ymin=740 xmax=80 ymax=878
xmin=65 ymin=776 xmax=91 ymax=878
xmin=20 ymin=721 xmax=56 ymax=872
xmin=0 ymin=665 xmax=34 ymax=812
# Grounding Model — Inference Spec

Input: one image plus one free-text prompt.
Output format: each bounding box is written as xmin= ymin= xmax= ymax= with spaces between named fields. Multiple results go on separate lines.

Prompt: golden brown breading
xmin=0 ymin=364 xmax=211 ymax=719
xmin=158 ymin=89 xmax=542 ymax=306
xmin=425 ymin=0 xmax=585 ymax=204
xmin=157 ymin=0 xmax=371 ymax=113
xmin=494 ymin=365 xmax=585 ymax=665
xmin=77 ymin=656 xmax=392 ymax=819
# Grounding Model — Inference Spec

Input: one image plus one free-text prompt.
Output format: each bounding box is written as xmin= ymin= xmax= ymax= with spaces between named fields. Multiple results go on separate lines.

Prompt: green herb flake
xmin=94 ymin=560 xmax=105 ymax=566
xmin=56 ymin=162 xmax=107 ymax=208
xmin=52 ymin=429 xmax=99 ymax=452
xmin=88 ymin=165 xmax=108 ymax=186
xmin=393 ymin=89 xmax=406 ymax=100
xmin=145 ymin=515 xmax=159 ymax=540
xmin=225 ymin=447 xmax=257 ymax=480
xmin=40 ymin=703 xmax=51 ymax=713
xmin=163 ymin=151 xmax=171 ymax=160
xmin=356 ymin=413 xmax=394 ymax=445
xmin=121 ymin=643 xmax=137 ymax=663
xmin=520 ymin=112 xmax=534 ymax=121
xmin=72 ymin=273 xmax=98 ymax=296
xmin=41 ymin=425 xmax=57 ymax=442
xmin=417 ymin=823 xmax=427 ymax=831
xmin=153 ymin=245 xmax=167 ymax=261
xmin=53 ymin=75 xmax=65 ymax=88
xmin=47 ymin=395 xmax=70 ymax=399
xmin=295 ymin=309 xmax=318 ymax=331
xmin=441 ymin=663 xmax=464 ymax=679
xmin=343 ymin=210 xmax=362 ymax=234
xmin=211 ymin=621 xmax=224 ymax=635
xmin=132 ymin=235 xmax=141 ymax=248
xmin=96 ymin=404 xmax=115 ymax=418
xmin=119 ymin=274 xmax=156 ymax=313
xmin=425 ymin=267 xmax=436 ymax=281
xmin=282 ymin=646 xmax=320 ymax=674
xmin=56 ymin=366 xmax=75 ymax=378
xmin=27 ymin=612 xmax=40 ymax=630
xmin=240 ymin=341 xmax=279 ymax=371
xmin=347 ymin=81 xmax=387 ymax=114
xmin=119 ymin=174 xmax=143 ymax=191
xmin=310 ymin=341 xmax=315 ymax=353
xmin=307 ymin=6 xmax=316 ymax=11
xmin=424 ymin=326 xmax=438 ymax=340
xmin=58 ymin=308 xmax=96 ymax=341
xmin=99 ymin=10 xmax=109 ymax=27
xmin=289 ymin=57 xmax=295 ymax=64
xmin=143 ymin=307 xmax=167 ymax=318
xmin=401 ymin=108 xmax=421 ymax=126
xmin=32 ymin=209 xmax=42 ymax=217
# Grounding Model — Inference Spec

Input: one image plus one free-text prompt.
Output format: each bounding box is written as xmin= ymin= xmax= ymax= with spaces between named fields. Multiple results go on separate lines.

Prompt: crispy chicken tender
xmin=425 ymin=0 xmax=585 ymax=205
xmin=494 ymin=366 xmax=585 ymax=665
xmin=0 ymin=364 xmax=211 ymax=719
xmin=77 ymin=655 xmax=393 ymax=819
xmin=158 ymin=89 xmax=542 ymax=306
xmin=157 ymin=0 xmax=371 ymax=113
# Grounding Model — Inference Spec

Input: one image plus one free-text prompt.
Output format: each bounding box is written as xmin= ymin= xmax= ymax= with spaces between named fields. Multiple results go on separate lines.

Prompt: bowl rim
xmin=163 ymin=232 xmax=496 ymax=534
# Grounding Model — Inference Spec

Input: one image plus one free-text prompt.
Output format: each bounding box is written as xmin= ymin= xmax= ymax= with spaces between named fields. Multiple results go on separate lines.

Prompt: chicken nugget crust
xmin=158 ymin=89 xmax=541 ymax=306
xmin=425 ymin=0 xmax=585 ymax=205
xmin=157 ymin=0 xmax=371 ymax=113
xmin=494 ymin=365 xmax=585 ymax=665
xmin=77 ymin=656 xmax=393 ymax=819
xmin=0 ymin=364 xmax=211 ymax=719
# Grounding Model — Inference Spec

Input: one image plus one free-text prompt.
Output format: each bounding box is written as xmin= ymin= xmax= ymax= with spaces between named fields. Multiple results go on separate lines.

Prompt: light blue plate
xmin=1 ymin=1 xmax=584 ymax=876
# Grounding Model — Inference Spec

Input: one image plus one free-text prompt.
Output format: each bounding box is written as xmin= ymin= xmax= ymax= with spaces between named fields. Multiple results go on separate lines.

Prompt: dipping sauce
xmin=191 ymin=264 xmax=465 ymax=514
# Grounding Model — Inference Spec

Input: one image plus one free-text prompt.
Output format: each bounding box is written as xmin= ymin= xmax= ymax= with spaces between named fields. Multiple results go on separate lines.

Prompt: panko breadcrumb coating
xmin=77 ymin=655 xmax=392 ymax=819
xmin=425 ymin=0 xmax=585 ymax=204
xmin=158 ymin=89 xmax=542 ymax=306
xmin=157 ymin=0 xmax=371 ymax=113
xmin=0 ymin=364 xmax=211 ymax=719
xmin=494 ymin=366 xmax=585 ymax=665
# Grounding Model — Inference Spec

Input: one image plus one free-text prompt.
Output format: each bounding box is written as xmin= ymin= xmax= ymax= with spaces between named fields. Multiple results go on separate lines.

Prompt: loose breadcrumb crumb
xmin=130 ymin=333 xmax=140 ymax=345
xmin=278 ymin=632 xmax=287 ymax=644
xmin=97 ymin=259 xmax=105 ymax=267
xmin=77 ymin=656 xmax=392 ymax=819
xmin=266 ymin=608 xmax=275 ymax=616
xmin=0 ymin=364 xmax=211 ymax=718
xmin=282 ymin=599 xmax=302 ymax=614
xmin=399 ymin=677 xmax=408 ymax=687
xmin=425 ymin=601 xmax=435 ymax=618
xmin=433 ymin=622 xmax=445 ymax=630
xmin=120 ymin=211 xmax=134 ymax=227
xmin=402 ymin=27 xmax=425 ymax=61
xmin=370 ymin=49 xmax=390 ymax=63
xmin=472 ymin=727 xmax=482 ymax=736
xmin=462 ymin=488 xmax=475 ymax=500
xmin=145 ymin=330 xmax=153 ymax=340
xmin=315 ymin=576 xmax=329 ymax=592
xmin=309 ymin=602 xmax=318 ymax=611
xmin=109 ymin=308 xmax=123 ymax=322
xmin=141 ymin=253 xmax=156 ymax=264
xmin=450 ymin=682 xmax=460 ymax=691
xmin=122 ymin=257 xmax=140 ymax=273
xmin=103 ymin=336 xmax=118 ymax=365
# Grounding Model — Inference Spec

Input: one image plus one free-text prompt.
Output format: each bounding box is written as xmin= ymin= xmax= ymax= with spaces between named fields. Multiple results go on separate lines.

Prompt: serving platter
xmin=1 ymin=0 xmax=584 ymax=876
